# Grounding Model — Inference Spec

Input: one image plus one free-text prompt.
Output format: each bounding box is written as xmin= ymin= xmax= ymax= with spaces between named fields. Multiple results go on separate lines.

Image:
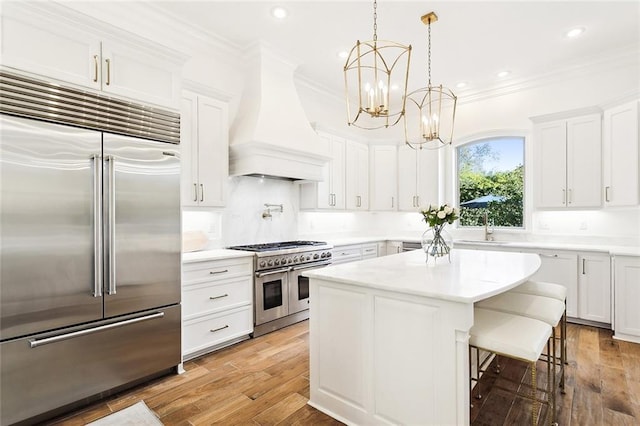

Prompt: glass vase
xmin=421 ymin=225 xmax=453 ymax=262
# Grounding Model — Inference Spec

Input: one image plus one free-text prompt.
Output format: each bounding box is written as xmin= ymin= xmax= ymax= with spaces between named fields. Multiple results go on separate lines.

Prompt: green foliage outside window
xmin=457 ymin=137 xmax=524 ymax=227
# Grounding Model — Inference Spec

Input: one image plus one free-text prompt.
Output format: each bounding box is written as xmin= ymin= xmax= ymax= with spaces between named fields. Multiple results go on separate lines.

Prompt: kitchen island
xmin=305 ymin=248 xmax=541 ymax=426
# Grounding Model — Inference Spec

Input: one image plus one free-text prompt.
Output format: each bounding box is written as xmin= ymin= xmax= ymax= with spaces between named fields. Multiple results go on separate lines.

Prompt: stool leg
xmin=560 ymin=308 xmax=567 ymax=394
xmin=548 ymin=339 xmax=556 ymax=425
xmin=531 ymin=362 xmax=539 ymax=426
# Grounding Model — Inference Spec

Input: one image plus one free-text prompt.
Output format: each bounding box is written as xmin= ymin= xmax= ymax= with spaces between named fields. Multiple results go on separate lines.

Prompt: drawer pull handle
xmin=210 ymin=325 xmax=229 ymax=333
xmin=209 ymin=269 xmax=229 ymax=275
xmin=209 ymin=294 xmax=229 ymax=300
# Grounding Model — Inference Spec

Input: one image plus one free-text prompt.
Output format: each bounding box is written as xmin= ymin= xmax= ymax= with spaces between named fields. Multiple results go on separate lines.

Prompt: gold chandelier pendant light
xmin=344 ymin=0 xmax=412 ymax=129
xmin=404 ymin=12 xmax=457 ymax=150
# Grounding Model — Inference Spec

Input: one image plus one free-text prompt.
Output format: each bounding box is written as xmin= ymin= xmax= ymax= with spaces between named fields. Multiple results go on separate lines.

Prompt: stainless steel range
xmin=228 ymin=241 xmax=333 ymax=337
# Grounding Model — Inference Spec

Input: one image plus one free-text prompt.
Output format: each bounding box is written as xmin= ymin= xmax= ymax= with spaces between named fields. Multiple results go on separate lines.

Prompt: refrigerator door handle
xmin=91 ymin=154 xmax=103 ymax=297
xmin=28 ymin=312 xmax=165 ymax=348
xmin=105 ymin=155 xmax=117 ymax=295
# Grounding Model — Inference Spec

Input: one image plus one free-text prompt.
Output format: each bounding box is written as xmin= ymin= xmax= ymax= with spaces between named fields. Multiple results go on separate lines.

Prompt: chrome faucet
xmin=483 ymin=212 xmax=494 ymax=241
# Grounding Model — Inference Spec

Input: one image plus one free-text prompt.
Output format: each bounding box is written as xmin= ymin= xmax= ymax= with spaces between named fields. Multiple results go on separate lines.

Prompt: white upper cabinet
xmin=300 ymin=131 xmax=345 ymax=210
xmin=181 ymin=91 xmax=229 ymax=207
xmin=534 ymin=112 xmax=602 ymax=208
xmin=603 ymin=100 xmax=639 ymax=207
xmin=0 ymin=2 xmax=184 ymax=109
xmin=398 ymin=145 xmax=438 ymax=211
xmin=370 ymin=145 xmax=398 ymax=211
xmin=345 ymin=141 xmax=369 ymax=210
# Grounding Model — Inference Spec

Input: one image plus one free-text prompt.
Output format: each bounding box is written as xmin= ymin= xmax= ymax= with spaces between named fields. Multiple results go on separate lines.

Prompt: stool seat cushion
xmin=476 ymin=292 xmax=565 ymax=326
xmin=470 ymin=308 xmax=552 ymax=363
xmin=509 ymin=280 xmax=567 ymax=301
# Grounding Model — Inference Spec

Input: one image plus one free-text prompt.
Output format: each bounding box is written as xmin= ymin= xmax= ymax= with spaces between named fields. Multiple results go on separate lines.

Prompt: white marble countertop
xmin=305 ymin=248 xmax=542 ymax=303
xmin=182 ymin=248 xmax=254 ymax=263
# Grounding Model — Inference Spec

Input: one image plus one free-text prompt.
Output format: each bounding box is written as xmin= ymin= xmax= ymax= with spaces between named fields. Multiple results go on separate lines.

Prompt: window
xmin=457 ymin=136 xmax=524 ymax=228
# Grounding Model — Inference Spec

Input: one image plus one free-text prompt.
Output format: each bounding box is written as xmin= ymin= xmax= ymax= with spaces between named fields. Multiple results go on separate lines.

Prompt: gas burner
xmin=228 ymin=240 xmax=328 ymax=252
xmin=228 ymin=240 xmax=333 ymax=272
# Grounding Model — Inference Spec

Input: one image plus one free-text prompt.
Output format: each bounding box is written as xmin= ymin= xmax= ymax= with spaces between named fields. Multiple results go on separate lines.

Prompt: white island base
xmin=306 ymin=249 xmax=541 ymax=425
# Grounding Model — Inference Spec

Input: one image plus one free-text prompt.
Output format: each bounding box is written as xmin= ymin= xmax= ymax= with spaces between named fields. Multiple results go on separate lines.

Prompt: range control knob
xmin=288 ymin=258 xmax=293 ymax=264
xmin=313 ymin=253 xmax=320 ymax=260
xmin=259 ymin=260 xmax=266 ymax=267
xmin=327 ymin=252 xmax=332 ymax=258
xmin=293 ymin=256 xmax=299 ymax=263
xmin=320 ymin=252 xmax=326 ymax=258
xmin=274 ymin=258 xmax=280 ymax=265
xmin=267 ymin=259 xmax=274 ymax=267
xmin=306 ymin=255 xmax=311 ymax=261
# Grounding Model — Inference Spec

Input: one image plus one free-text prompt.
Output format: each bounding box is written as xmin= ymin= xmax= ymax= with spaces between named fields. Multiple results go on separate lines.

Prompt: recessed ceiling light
xmin=390 ymin=83 xmax=399 ymax=91
xmin=456 ymin=81 xmax=468 ymax=89
xmin=497 ymin=70 xmax=511 ymax=78
xmin=271 ymin=6 xmax=287 ymax=19
xmin=337 ymin=50 xmax=349 ymax=59
xmin=565 ymin=27 xmax=585 ymax=38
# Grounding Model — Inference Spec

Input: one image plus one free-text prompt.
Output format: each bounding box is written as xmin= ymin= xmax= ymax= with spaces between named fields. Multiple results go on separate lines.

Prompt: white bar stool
xmin=470 ymin=308 xmax=553 ymax=426
xmin=509 ymin=280 xmax=568 ymax=391
xmin=476 ymin=292 xmax=565 ymax=422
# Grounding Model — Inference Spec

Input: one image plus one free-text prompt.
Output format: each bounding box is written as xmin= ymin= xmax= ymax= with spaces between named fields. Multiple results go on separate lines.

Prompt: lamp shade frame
xmin=344 ymin=39 xmax=412 ymax=130
xmin=404 ymin=83 xmax=457 ymax=150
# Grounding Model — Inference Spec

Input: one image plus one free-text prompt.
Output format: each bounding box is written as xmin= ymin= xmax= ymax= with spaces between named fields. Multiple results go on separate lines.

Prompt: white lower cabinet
xmin=332 ymin=242 xmax=380 ymax=264
xmin=507 ymin=248 xmax=611 ymax=326
xmin=577 ymin=253 xmax=611 ymax=324
xmin=529 ymin=250 xmax=579 ymax=318
xmin=613 ymin=256 xmax=640 ymax=343
xmin=182 ymin=256 xmax=253 ymax=360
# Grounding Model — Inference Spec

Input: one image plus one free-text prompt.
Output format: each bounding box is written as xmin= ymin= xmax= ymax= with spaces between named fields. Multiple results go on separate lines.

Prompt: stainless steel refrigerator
xmin=0 ymin=70 xmax=182 ymax=425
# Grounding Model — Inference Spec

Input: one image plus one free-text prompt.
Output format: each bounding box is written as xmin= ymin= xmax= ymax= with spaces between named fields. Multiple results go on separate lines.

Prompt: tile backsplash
xmin=184 ymin=178 xmax=640 ymax=250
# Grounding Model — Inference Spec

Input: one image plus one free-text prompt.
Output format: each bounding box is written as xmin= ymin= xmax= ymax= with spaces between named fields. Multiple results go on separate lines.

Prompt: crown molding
xmin=457 ymin=45 xmax=639 ymax=105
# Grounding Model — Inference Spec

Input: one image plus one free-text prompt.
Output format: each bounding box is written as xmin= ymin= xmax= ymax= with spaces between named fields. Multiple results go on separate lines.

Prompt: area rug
xmin=87 ymin=401 xmax=163 ymax=425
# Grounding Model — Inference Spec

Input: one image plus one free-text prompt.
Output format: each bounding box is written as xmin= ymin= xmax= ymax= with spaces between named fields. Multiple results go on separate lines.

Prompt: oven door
xmin=255 ymin=267 xmax=290 ymax=325
xmin=289 ymin=261 xmax=331 ymax=314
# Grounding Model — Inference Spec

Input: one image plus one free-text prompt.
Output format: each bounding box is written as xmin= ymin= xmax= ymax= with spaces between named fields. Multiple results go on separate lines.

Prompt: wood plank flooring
xmin=45 ymin=321 xmax=639 ymax=425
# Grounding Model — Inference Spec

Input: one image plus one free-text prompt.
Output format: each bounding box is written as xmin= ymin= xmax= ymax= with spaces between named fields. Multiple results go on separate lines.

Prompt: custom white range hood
xmin=229 ymin=43 xmax=329 ymax=181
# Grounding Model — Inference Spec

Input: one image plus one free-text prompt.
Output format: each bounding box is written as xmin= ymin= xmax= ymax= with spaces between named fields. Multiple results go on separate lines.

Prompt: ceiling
xmin=150 ymin=0 xmax=640 ymax=98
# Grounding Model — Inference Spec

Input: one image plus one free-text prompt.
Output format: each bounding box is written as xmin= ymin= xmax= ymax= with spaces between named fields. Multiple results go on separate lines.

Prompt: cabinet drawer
xmin=362 ymin=243 xmax=378 ymax=259
xmin=183 ymin=276 xmax=252 ymax=320
xmin=183 ymin=257 xmax=252 ymax=284
xmin=332 ymin=246 xmax=362 ymax=264
xmin=183 ymin=306 xmax=253 ymax=356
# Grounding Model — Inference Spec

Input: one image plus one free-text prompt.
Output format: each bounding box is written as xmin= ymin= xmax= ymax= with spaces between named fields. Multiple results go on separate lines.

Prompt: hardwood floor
xmin=46 ymin=321 xmax=639 ymax=425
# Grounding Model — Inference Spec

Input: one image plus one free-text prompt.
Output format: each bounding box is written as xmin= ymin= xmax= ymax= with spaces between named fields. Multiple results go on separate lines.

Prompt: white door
xmin=0 ymin=5 xmax=101 ymax=90
xmin=535 ymin=121 xmax=567 ymax=208
xmin=196 ymin=96 xmax=228 ymax=207
xmin=578 ymin=254 xmax=611 ymax=324
xmin=101 ymin=40 xmax=180 ymax=108
xmin=370 ymin=146 xmax=398 ymax=211
xmin=603 ymin=101 xmax=639 ymax=206
xmin=346 ymin=141 xmax=369 ymax=210
xmin=330 ymin=138 xmax=346 ymax=209
xmin=397 ymin=145 xmax=418 ymax=211
xmin=416 ymin=149 xmax=439 ymax=209
xmin=530 ymin=251 xmax=579 ymax=318
xmin=566 ymin=114 xmax=602 ymax=208
xmin=614 ymin=256 xmax=640 ymax=340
